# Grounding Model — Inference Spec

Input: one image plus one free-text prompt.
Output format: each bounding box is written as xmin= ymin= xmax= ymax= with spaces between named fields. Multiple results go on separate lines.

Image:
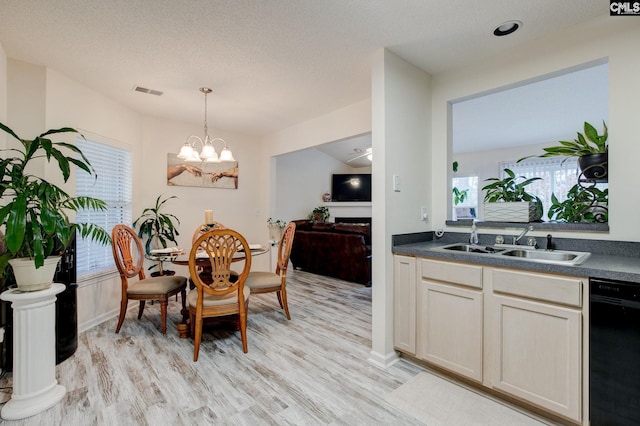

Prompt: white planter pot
xmin=8 ymin=256 xmax=61 ymax=292
xmin=484 ymin=202 xmax=541 ymax=223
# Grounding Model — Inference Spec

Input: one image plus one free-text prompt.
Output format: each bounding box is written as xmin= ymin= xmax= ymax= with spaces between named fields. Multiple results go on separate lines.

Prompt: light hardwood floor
xmin=0 ymin=270 xmax=426 ymax=425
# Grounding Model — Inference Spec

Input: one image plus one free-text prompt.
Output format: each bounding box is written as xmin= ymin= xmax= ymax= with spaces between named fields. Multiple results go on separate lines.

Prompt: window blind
xmin=75 ymin=136 xmax=132 ymax=280
xmin=500 ymin=157 xmax=579 ymax=219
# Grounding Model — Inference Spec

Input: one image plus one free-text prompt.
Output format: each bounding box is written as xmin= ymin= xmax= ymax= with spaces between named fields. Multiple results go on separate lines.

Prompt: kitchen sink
xmin=438 ymin=243 xmax=505 ymax=254
xmin=500 ymin=248 xmax=591 ymax=265
xmin=437 ymin=243 xmax=591 ymax=265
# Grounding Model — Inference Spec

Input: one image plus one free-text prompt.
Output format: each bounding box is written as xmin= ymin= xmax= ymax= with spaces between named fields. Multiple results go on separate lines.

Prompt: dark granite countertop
xmin=392 ymin=232 xmax=640 ymax=283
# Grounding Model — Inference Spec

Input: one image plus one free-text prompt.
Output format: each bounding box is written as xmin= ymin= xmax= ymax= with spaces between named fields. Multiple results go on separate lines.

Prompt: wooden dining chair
xmin=111 ymin=224 xmax=187 ymax=335
xmin=188 ymin=228 xmax=252 ymax=361
xmin=245 ymin=221 xmax=296 ymax=319
xmin=192 ymin=222 xmax=227 ymax=244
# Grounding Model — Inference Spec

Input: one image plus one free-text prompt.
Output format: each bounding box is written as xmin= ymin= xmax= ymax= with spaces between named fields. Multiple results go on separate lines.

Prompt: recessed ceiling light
xmin=493 ymin=20 xmax=522 ymax=37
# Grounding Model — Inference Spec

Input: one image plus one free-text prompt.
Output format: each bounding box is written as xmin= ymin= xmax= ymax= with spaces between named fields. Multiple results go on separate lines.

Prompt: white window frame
xmin=452 ymin=175 xmax=479 ymax=220
xmin=75 ymin=132 xmax=132 ymax=283
xmin=499 ymin=157 xmax=588 ymax=220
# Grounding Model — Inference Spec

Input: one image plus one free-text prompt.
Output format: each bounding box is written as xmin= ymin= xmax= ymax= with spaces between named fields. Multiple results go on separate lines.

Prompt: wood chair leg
xmin=277 ymin=291 xmax=284 ymax=309
xmin=193 ymin=314 xmax=203 ymax=362
xmin=280 ymin=289 xmax=291 ymax=320
xmin=239 ymin=309 xmax=248 ymax=353
xmin=159 ymin=300 xmax=168 ymax=335
xmin=115 ymin=297 xmax=128 ymax=333
xmin=137 ymin=300 xmax=146 ymax=319
xmin=180 ymin=289 xmax=188 ymax=322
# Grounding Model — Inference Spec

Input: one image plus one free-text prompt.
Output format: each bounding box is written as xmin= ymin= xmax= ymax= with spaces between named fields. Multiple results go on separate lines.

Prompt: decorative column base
xmin=1 ymin=283 xmax=66 ymax=420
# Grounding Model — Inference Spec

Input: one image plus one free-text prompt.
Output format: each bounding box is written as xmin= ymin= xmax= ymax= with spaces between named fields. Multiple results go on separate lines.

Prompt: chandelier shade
xmin=177 ymin=87 xmax=235 ymax=163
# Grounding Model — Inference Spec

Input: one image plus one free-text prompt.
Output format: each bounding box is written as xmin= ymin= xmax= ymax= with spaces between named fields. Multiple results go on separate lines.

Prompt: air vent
xmin=133 ymin=86 xmax=163 ymax=96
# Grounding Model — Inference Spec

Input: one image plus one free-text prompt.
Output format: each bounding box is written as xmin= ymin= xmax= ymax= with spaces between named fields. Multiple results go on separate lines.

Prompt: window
xmin=452 ymin=176 xmax=478 ymax=219
xmin=499 ymin=157 xmax=606 ymax=220
xmin=75 ymin=135 xmax=132 ymax=280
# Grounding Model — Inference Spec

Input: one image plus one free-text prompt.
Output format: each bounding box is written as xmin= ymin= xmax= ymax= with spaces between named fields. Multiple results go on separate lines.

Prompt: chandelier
xmin=177 ymin=87 xmax=235 ymax=163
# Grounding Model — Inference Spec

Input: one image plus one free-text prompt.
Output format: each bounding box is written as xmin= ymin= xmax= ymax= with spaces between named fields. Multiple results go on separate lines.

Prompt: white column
xmin=1 ymin=283 xmax=66 ymax=420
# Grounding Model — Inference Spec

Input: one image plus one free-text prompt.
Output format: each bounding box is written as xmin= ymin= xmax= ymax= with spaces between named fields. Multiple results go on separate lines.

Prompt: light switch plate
xmin=393 ymin=174 xmax=401 ymax=192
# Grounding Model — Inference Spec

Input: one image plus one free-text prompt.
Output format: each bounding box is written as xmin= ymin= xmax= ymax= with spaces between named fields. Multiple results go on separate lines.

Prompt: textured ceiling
xmin=0 ymin=1 xmax=605 ymax=141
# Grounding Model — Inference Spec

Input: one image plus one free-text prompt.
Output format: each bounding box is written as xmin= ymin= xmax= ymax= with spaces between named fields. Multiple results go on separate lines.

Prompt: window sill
xmin=445 ymin=220 xmax=609 ymax=232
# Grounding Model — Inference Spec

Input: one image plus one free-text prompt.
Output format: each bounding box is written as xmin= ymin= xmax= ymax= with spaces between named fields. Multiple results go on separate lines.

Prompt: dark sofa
xmin=290 ymin=220 xmax=371 ymax=286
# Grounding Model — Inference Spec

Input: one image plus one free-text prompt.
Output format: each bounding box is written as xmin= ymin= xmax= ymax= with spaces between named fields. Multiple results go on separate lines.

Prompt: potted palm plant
xmin=133 ymin=194 xmax=181 ymax=276
xmin=526 ymin=121 xmax=608 ymax=180
xmin=482 ymin=168 xmax=543 ymax=222
xmin=0 ymin=122 xmax=110 ymax=291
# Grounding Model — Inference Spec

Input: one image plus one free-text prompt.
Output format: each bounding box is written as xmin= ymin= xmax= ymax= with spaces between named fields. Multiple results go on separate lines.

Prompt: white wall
xmin=370 ymin=49 xmax=431 ymax=366
xmin=274 ymin=147 xmax=367 ymax=222
xmin=0 ymin=42 xmax=6 ymax=133
xmin=432 ymin=16 xmax=640 ymax=242
xmin=140 ymin=116 xmax=269 ymax=279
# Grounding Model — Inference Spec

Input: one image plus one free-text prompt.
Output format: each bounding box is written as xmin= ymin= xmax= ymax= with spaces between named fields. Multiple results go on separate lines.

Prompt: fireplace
xmin=335 ymin=217 xmax=372 ymax=239
xmin=335 ymin=217 xmax=371 ymax=225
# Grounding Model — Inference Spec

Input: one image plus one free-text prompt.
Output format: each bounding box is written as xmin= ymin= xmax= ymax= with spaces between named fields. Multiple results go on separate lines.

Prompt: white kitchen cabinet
xmin=417 ymin=259 xmax=483 ymax=382
xmin=393 ymin=255 xmax=416 ymax=354
xmin=490 ymin=268 xmax=583 ymax=423
xmin=392 ymin=253 xmax=587 ymax=423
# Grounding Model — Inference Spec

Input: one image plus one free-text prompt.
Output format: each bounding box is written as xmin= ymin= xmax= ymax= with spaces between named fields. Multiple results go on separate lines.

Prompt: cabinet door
xmin=418 ymin=279 xmax=483 ymax=382
xmin=491 ymin=294 xmax=581 ymax=422
xmin=393 ymin=255 xmax=416 ymax=354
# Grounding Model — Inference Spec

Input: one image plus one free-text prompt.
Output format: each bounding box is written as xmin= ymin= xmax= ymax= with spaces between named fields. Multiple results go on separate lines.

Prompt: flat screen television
xmin=331 ymin=174 xmax=371 ymax=202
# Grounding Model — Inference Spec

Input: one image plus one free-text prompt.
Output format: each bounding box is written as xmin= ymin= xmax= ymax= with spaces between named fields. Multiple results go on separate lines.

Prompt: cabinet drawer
xmin=420 ymin=258 xmax=482 ymax=289
xmin=492 ymin=268 xmax=584 ymax=307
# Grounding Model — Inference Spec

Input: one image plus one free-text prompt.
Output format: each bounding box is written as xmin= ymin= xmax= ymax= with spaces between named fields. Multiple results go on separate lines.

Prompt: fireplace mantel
xmin=323 ymin=202 xmax=371 ymax=220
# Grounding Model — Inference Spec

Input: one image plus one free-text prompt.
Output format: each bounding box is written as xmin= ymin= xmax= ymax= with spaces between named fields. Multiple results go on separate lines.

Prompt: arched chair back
xmin=111 ymin=224 xmax=187 ymax=334
xmin=188 ymin=228 xmax=252 ymax=360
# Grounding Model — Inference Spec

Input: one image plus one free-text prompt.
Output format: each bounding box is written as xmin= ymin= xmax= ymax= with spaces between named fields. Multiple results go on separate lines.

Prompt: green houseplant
xmin=525 ymin=121 xmax=608 ymax=179
xmin=133 ymin=194 xmax=181 ymax=276
xmin=482 ymin=168 xmax=543 ymax=222
xmin=0 ymin=122 xmax=110 ymax=291
xmin=548 ymin=184 xmax=608 ymax=223
xmin=267 ymin=217 xmax=286 ymax=241
xmin=308 ymin=206 xmax=330 ymax=222
xmin=451 ymin=161 xmax=468 ymax=205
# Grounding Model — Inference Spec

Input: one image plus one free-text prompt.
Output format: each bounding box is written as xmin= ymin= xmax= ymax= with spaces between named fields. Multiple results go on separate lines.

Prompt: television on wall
xmin=331 ymin=174 xmax=371 ymax=202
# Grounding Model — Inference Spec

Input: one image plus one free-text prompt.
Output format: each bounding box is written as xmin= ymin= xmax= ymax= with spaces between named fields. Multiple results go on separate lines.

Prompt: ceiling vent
xmin=133 ymin=86 xmax=163 ymax=96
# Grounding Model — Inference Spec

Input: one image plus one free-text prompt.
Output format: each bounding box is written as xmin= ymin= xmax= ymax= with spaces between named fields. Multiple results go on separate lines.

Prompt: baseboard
xmin=79 ymin=307 xmax=120 ymax=333
xmin=367 ymin=349 xmax=400 ymax=369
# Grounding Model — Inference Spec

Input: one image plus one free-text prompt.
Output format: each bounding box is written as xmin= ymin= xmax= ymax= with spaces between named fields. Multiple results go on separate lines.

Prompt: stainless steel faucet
xmin=513 ymin=225 xmax=534 ymax=245
xmin=469 ymin=220 xmax=479 ymax=245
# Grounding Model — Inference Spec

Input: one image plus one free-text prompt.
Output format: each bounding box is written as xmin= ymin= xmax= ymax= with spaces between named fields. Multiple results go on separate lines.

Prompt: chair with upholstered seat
xmin=111 ymin=224 xmax=187 ymax=335
xmin=245 ymin=221 xmax=296 ymax=319
xmin=188 ymin=228 xmax=252 ymax=360
xmin=191 ymin=222 xmax=238 ymax=286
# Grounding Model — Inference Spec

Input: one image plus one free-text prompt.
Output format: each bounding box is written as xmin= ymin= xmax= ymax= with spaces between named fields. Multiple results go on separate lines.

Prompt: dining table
xmin=169 ymin=243 xmax=269 ymax=337
xmin=170 ymin=243 xmax=270 ymax=266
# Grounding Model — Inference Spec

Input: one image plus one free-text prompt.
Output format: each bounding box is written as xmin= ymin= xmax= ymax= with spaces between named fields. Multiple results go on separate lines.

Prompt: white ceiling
xmin=452 ymin=62 xmax=609 ymax=154
xmin=0 ymin=1 xmax=606 ymax=162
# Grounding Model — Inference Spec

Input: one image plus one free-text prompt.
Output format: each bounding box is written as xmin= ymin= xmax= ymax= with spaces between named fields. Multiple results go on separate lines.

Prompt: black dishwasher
xmin=590 ymin=278 xmax=640 ymax=425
